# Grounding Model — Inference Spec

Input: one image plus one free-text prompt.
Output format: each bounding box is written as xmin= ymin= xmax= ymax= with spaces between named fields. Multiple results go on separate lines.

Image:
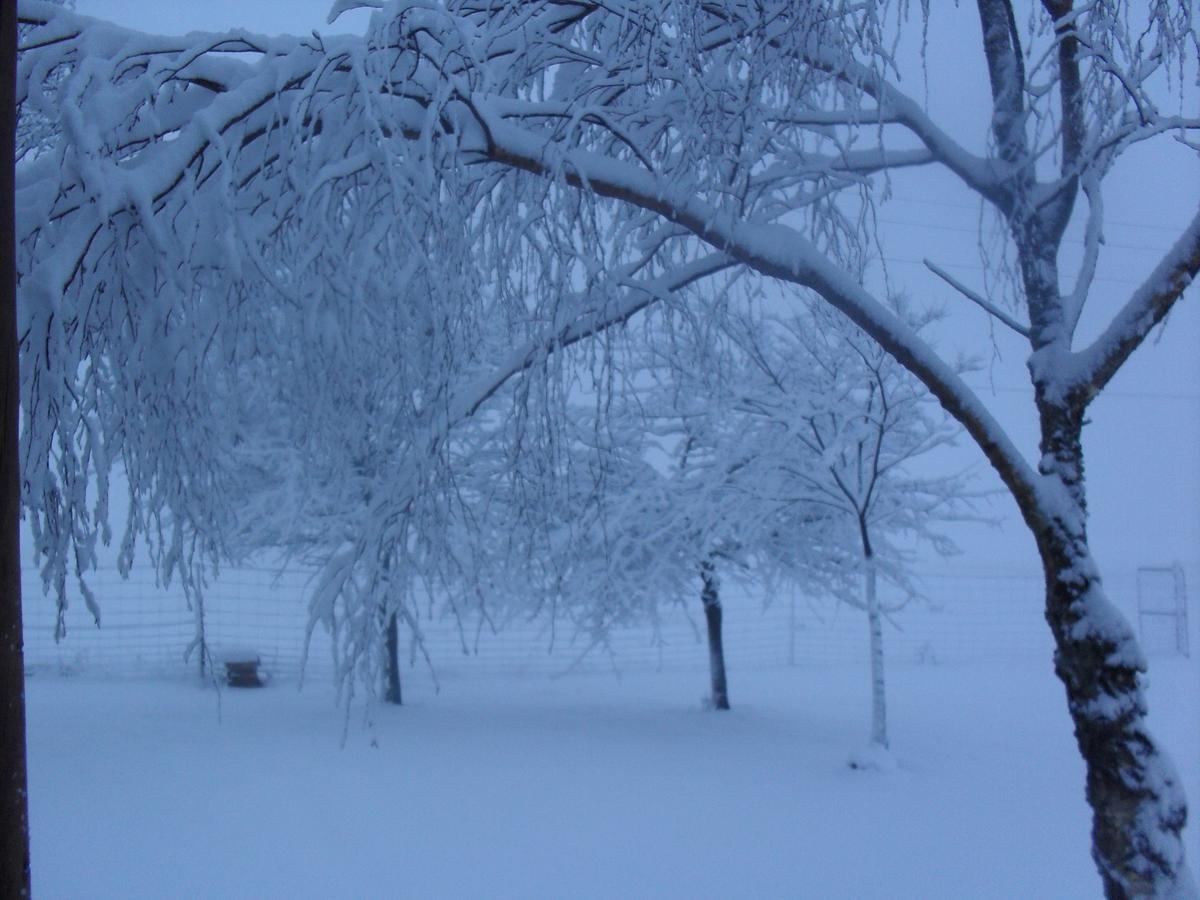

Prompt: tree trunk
xmin=1035 ymin=403 xmax=1193 ymax=897
xmin=864 ymin=560 xmax=888 ymax=750
xmin=383 ymin=610 xmax=402 ymax=706
xmin=700 ymin=562 xmax=729 ymax=710
xmin=0 ymin=1 xmax=31 ymax=894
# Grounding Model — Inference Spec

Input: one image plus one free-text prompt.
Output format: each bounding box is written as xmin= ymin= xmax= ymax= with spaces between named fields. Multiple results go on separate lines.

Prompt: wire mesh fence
xmin=20 ymin=561 xmax=1192 ymax=685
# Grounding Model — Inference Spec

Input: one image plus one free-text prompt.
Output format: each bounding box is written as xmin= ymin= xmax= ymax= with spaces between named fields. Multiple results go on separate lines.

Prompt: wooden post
xmin=788 ymin=590 xmax=796 ymax=666
xmin=0 ymin=2 xmax=32 ymax=894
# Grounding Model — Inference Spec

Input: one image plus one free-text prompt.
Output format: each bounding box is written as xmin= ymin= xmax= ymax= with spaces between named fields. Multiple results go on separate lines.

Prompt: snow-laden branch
xmin=468 ymin=106 xmax=1042 ymax=513
xmin=447 ymin=251 xmax=734 ymax=425
xmin=1064 ymin=206 xmax=1200 ymax=403
xmin=797 ymin=42 xmax=1005 ymax=208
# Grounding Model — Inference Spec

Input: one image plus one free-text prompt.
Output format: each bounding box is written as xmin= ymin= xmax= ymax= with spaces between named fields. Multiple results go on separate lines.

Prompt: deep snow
xmin=25 ymin=656 xmax=1199 ymax=899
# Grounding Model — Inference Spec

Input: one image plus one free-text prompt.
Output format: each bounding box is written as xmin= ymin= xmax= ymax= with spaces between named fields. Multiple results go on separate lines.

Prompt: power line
xmin=885 ymin=194 xmax=1190 ymax=234
xmin=874 ymin=216 xmax=1168 ymax=254
xmin=878 ymin=254 xmax=1146 ymax=288
xmin=962 ymin=382 xmax=1200 ymax=402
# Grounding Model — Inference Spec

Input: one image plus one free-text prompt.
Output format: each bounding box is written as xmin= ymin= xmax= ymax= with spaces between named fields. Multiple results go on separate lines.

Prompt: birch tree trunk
xmin=864 ymin=557 xmax=888 ymax=751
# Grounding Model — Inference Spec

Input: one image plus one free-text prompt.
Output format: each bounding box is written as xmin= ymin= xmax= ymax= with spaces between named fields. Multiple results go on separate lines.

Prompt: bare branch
xmin=923 ymin=258 xmax=1031 ymax=338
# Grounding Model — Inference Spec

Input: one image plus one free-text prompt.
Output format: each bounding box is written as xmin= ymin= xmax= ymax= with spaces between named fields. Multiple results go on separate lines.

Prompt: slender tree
xmin=636 ymin=299 xmax=859 ymax=711
xmin=726 ymin=301 xmax=975 ymax=760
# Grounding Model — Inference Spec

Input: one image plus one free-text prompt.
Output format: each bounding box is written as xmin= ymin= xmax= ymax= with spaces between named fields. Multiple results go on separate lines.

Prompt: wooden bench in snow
xmin=216 ymin=648 xmax=266 ymax=687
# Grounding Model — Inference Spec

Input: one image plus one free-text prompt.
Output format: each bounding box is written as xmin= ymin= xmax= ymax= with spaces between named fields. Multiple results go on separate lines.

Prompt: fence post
xmin=788 ymin=591 xmax=796 ymax=666
xmin=0 ymin=3 xmax=32 ymax=890
xmin=196 ymin=592 xmax=208 ymax=681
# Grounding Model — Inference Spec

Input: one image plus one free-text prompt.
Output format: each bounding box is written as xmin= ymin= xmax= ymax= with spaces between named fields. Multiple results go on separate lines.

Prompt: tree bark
xmin=383 ymin=610 xmax=402 ymax=706
xmin=700 ymin=562 xmax=729 ymax=711
xmin=1034 ymin=402 xmax=1193 ymax=898
xmin=855 ymin=514 xmax=889 ymax=753
xmin=0 ymin=1 xmax=31 ymax=894
xmin=864 ymin=559 xmax=888 ymax=750
xmin=977 ymin=0 xmax=1195 ymax=880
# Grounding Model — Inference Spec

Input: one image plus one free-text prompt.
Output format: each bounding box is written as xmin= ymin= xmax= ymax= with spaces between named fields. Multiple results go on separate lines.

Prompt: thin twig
xmin=923 ymin=258 xmax=1031 ymax=338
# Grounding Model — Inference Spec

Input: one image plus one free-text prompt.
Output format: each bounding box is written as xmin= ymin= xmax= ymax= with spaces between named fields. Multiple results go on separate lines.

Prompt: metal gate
xmin=1136 ymin=565 xmax=1189 ymax=657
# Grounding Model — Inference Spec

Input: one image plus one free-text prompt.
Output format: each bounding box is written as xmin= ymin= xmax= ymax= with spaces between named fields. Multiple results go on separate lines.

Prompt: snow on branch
xmin=474 ymin=110 xmax=1041 ymax=509
xmin=1066 ymin=207 xmax=1200 ymax=403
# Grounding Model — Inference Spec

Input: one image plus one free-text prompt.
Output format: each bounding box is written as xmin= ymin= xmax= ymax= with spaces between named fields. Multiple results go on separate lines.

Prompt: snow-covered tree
xmin=630 ymin=288 xmax=974 ymax=729
xmin=212 ymin=163 xmax=512 ymax=702
xmin=514 ymin=402 xmax=703 ymax=658
xmin=726 ymin=298 xmax=976 ymax=761
xmin=631 ymin=296 xmax=859 ymax=710
xmin=14 ymin=1 xmax=1200 ymax=892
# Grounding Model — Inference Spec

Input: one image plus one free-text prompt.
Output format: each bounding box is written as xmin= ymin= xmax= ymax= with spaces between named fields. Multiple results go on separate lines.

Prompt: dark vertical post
xmin=0 ymin=2 xmax=32 ymax=895
xmin=788 ymin=590 xmax=796 ymax=666
xmin=196 ymin=594 xmax=207 ymax=681
xmin=384 ymin=611 xmax=402 ymax=706
xmin=700 ymin=560 xmax=729 ymax=710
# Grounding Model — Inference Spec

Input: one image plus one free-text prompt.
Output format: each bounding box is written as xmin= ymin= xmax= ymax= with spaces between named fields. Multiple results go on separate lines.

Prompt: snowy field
xmin=26 ymin=656 xmax=1199 ymax=899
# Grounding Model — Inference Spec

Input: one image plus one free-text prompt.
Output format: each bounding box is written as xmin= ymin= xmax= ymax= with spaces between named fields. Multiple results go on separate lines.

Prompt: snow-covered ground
xmin=25 ymin=655 xmax=1199 ymax=899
